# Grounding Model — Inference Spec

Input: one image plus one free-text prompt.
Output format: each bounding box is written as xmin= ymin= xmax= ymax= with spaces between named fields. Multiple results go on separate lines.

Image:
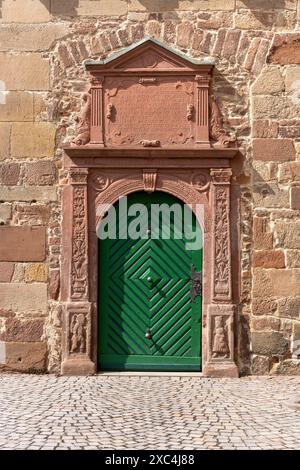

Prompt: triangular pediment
xmin=85 ymin=37 xmax=214 ymax=72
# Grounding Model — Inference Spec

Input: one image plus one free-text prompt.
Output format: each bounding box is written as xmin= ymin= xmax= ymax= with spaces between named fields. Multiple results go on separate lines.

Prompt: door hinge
xmin=190 ymin=264 xmax=202 ymax=303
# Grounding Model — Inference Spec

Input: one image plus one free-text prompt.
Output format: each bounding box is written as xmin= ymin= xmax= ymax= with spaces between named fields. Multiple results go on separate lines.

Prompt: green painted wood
xmin=99 ymin=191 xmax=202 ymax=371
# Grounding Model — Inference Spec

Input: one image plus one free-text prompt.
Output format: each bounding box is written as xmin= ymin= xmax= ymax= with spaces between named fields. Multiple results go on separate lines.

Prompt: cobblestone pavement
xmin=0 ymin=373 xmax=299 ymax=450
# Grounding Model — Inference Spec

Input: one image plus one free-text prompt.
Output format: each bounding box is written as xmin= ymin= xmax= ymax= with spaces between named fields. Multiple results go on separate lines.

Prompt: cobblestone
xmin=0 ymin=374 xmax=299 ymax=450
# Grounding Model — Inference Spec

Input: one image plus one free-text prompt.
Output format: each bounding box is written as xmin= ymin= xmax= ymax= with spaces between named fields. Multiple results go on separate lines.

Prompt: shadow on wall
xmin=0 ymin=0 xmax=291 ymax=19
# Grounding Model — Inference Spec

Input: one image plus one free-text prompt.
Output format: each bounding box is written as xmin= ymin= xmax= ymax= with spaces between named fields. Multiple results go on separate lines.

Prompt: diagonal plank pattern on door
xmin=99 ymin=191 xmax=202 ymax=371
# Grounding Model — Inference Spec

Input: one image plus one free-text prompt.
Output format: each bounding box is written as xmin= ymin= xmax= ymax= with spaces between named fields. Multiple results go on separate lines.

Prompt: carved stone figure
xmin=209 ymin=96 xmax=235 ymax=147
xmin=72 ymin=91 xmax=91 ymax=146
xmin=70 ymin=313 xmax=86 ymax=353
xmin=212 ymin=316 xmax=229 ymax=358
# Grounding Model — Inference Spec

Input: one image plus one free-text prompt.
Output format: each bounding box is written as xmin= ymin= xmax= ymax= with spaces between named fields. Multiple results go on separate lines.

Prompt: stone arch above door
xmin=61 ymin=37 xmax=240 ymax=377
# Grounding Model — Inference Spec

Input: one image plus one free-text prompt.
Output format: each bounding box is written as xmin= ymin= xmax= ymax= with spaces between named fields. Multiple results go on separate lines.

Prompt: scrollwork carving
xmin=191 ymin=172 xmax=210 ymax=192
xmin=90 ymin=173 xmax=110 ymax=193
xmin=72 ymin=91 xmax=91 ymax=146
xmin=209 ymin=96 xmax=236 ymax=147
xmin=139 ymin=139 xmax=160 ymax=147
xmin=187 ymin=104 xmax=194 ymax=121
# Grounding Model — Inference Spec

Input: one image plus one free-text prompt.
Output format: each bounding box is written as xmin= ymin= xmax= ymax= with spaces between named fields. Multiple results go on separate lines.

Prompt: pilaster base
xmin=203 ymin=362 xmax=239 ymax=378
xmin=61 ymin=358 xmax=96 ymax=376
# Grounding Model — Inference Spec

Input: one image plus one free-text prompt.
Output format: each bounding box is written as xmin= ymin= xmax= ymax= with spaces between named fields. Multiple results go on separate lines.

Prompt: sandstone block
xmin=23 ymin=161 xmax=57 ymax=186
xmin=0 ymin=92 xmax=33 ymax=121
xmin=252 ymin=298 xmax=277 ymax=316
xmin=197 ymin=12 xmax=233 ymax=29
xmin=0 ymin=163 xmax=20 ymax=186
xmin=0 ymin=54 xmax=49 ymax=91
xmin=251 ymin=355 xmax=270 ymax=375
xmin=252 ymin=250 xmax=285 ymax=268
xmin=11 ymin=122 xmax=55 ymax=158
xmin=252 ymin=121 xmax=278 ymax=138
xmin=235 ymin=9 xmax=296 ymax=30
xmin=253 ymin=183 xmax=289 ymax=208
xmin=176 ymin=22 xmax=193 ymax=48
xmin=252 ymin=161 xmax=277 ymax=183
xmin=0 ymin=341 xmax=47 ymax=372
xmin=253 ymin=139 xmax=295 ymax=161
xmin=0 ymin=123 xmax=11 ymax=160
xmin=286 ymin=250 xmax=300 ymax=268
xmin=253 ymin=217 xmax=273 ymax=250
xmin=0 ymin=227 xmax=46 ymax=262
xmin=273 ymin=360 xmax=300 ymax=374
xmin=252 ymin=316 xmax=281 ymax=332
xmin=278 ymin=162 xmax=300 ymax=183
xmin=12 ymin=204 xmax=50 ymax=225
xmin=52 ymin=0 xmax=127 ymax=16
xmin=0 ymin=0 xmax=51 ymax=23
xmin=0 ymin=263 xmax=14 ymax=282
xmin=0 ymin=204 xmax=11 ymax=224
xmin=270 ymin=42 xmax=300 ymax=65
xmin=278 ymin=297 xmax=300 ymax=319
xmin=0 ymin=186 xmax=57 ymax=202
xmin=285 ymin=66 xmax=300 ymax=91
xmin=252 ymin=67 xmax=284 ymax=95
xmin=0 ymin=23 xmax=69 ymax=52
xmin=0 ymin=318 xmax=44 ymax=342
xmin=236 ymin=0 xmax=297 ymax=9
xmin=253 ymin=268 xmax=300 ymax=297
xmin=252 ymin=95 xmax=300 ymax=119
xmin=129 ymin=0 xmax=235 ymax=11
xmin=275 ymin=220 xmax=300 ymax=248
xmin=49 ymin=270 xmax=60 ymax=300
xmin=252 ymin=331 xmax=290 ymax=356
xmin=25 ymin=264 xmax=48 ymax=283
xmin=0 ymin=284 xmax=47 ymax=314
xmin=290 ymin=185 xmax=300 ymax=209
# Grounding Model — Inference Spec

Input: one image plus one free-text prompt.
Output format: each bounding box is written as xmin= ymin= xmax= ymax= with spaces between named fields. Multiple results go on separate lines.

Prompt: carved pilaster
xmin=211 ymin=168 xmax=232 ymax=302
xmin=195 ymin=74 xmax=210 ymax=147
xmin=90 ymin=75 xmax=104 ymax=145
xmin=69 ymin=168 xmax=89 ymax=301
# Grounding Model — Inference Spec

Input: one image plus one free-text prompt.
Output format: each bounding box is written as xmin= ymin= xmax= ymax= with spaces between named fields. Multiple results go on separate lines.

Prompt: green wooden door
xmin=99 ymin=192 xmax=202 ymax=371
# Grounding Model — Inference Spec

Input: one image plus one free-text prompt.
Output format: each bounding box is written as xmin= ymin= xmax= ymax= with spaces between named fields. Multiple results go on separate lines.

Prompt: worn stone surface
xmin=0 ymin=204 xmax=11 ymax=224
xmin=252 ymin=67 xmax=284 ymax=95
xmin=0 ymin=24 xmax=69 ymax=52
xmin=253 ymin=139 xmax=295 ymax=161
xmin=0 ymin=54 xmax=49 ymax=90
xmin=0 ymin=375 xmax=299 ymax=449
xmin=0 ymin=284 xmax=47 ymax=314
xmin=252 ymin=332 xmax=290 ymax=356
xmin=0 ymin=0 xmax=51 ymax=23
xmin=0 ymin=227 xmax=46 ymax=262
xmin=0 ymin=123 xmax=11 ymax=160
xmin=11 ymin=122 xmax=56 ymax=158
xmin=275 ymin=221 xmax=300 ymax=249
xmin=25 ymin=264 xmax=48 ymax=283
xmin=0 ymin=343 xmax=47 ymax=372
xmin=23 ymin=161 xmax=57 ymax=186
xmin=253 ymin=183 xmax=289 ymax=208
xmin=278 ymin=297 xmax=300 ymax=319
xmin=0 ymin=92 xmax=33 ymax=121
xmin=0 ymin=318 xmax=44 ymax=342
xmin=290 ymin=185 xmax=300 ymax=209
xmin=0 ymin=263 xmax=14 ymax=283
xmin=252 ymin=250 xmax=285 ymax=269
xmin=0 ymin=186 xmax=57 ymax=202
xmin=253 ymin=269 xmax=300 ymax=297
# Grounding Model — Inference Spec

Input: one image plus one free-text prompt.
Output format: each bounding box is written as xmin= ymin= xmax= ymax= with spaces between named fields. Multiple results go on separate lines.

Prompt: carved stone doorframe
xmin=60 ymin=37 xmax=239 ymax=377
xmin=61 ymin=152 xmax=239 ymax=377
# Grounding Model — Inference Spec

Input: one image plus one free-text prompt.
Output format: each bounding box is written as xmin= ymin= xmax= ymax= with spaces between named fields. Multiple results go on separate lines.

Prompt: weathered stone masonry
xmin=0 ymin=0 xmax=300 ymax=375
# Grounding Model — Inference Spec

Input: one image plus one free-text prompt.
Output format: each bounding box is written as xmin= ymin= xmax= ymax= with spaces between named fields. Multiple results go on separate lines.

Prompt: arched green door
xmin=98 ymin=192 xmax=202 ymax=371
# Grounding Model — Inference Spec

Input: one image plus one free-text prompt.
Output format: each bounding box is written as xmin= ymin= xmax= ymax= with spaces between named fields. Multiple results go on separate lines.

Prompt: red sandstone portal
xmin=62 ymin=38 xmax=239 ymax=377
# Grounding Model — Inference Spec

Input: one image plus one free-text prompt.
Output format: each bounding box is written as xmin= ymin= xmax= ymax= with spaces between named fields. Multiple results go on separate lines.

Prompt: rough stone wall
xmin=0 ymin=0 xmax=299 ymax=375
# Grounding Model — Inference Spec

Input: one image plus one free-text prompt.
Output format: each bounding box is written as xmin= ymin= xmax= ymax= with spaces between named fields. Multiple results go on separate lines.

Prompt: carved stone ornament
xmin=143 ymin=169 xmax=157 ymax=193
xmin=70 ymin=312 xmax=87 ymax=354
xmin=212 ymin=315 xmax=230 ymax=359
xmin=90 ymin=172 xmax=110 ymax=193
xmin=72 ymin=91 xmax=91 ymax=146
xmin=191 ymin=172 xmax=210 ymax=192
xmin=139 ymin=139 xmax=160 ymax=147
xmin=209 ymin=96 xmax=236 ymax=147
